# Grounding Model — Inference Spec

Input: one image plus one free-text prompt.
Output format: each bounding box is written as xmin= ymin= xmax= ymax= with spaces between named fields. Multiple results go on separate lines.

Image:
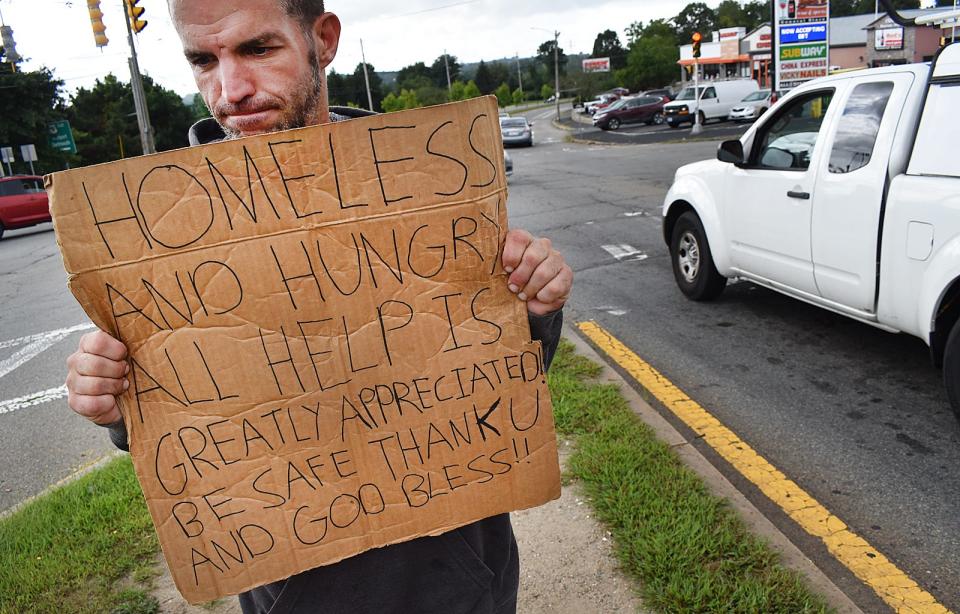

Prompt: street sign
xmin=0 ymin=147 xmax=13 ymax=177
xmin=774 ymin=0 xmax=830 ymax=93
xmin=48 ymin=121 xmax=78 ymax=154
xmin=20 ymin=144 xmax=37 ymax=163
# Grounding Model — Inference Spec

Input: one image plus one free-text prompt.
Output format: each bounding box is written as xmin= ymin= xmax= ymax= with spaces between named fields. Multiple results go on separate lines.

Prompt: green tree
xmin=396 ymin=62 xmax=432 ymax=91
xmin=463 ymin=81 xmax=481 ymax=99
xmin=591 ymin=29 xmax=627 ymax=70
xmin=540 ymin=83 xmax=554 ymax=100
xmin=625 ymin=21 xmax=645 ymax=46
xmin=449 ymin=80 xmax=467 ymax=102
xmin=537 ymin=39 xmax=568 ymax=78
xmin=494 ymin=82 xmax=512 ymax=107
xmin=0 ymin=67 xmax=74 ymax=174
xmin=620 ymin=30 xmax=679 ymax=92
xmin=741 ymin=1 xmax=769 ymax=29
xmin=350 ymin=62 xmax=384 ymax=111
xmin=430 ymin=54 xmax=461 ymax=89
xmin=190 ymin=94 xmax=210 ymax=121
xmin=66 ymin=73 xmax=194 ymax=165
xmin=474 ymin=60 xmax=497 ymax=94
xmin=512 ymin=88 xmax=525 ymax=106
xmin=381 ymin=88 xmax=421 ymax=112
xmin=672 ymin=2 xmax=717 ymax=45
xmin=716 ymin=0 xmax=745 ymax=29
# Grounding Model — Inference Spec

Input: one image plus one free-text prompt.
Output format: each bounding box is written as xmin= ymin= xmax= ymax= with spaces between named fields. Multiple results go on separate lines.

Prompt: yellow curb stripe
xmin=578 ymin=320 xmax=951 ymax=614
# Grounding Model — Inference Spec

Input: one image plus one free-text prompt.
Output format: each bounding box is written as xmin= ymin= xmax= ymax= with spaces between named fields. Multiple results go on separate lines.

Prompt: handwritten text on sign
xmin=49 ymin=97 xmax=560 ymax=604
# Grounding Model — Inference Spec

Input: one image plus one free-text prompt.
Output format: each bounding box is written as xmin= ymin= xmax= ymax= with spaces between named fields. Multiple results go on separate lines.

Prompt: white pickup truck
xmin=662 ymin=43 xmax=960 ymax=421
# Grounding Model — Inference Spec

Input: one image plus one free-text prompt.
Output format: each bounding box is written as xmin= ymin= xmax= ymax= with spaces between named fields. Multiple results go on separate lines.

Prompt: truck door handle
xmin=787 ymin=190 xmax=810 ymax=200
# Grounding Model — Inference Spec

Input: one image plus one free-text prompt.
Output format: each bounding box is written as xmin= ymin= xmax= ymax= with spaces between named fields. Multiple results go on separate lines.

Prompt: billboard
xmin=875 ymin=27 xmax=904 ymax=50
xmin=582 ymin=57 xmax=611 ymax=73
xmin=775 ymin=0 xmax=830 ymax=91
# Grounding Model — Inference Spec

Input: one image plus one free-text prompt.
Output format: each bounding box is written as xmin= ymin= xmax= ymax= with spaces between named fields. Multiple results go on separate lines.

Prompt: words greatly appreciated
xmin=49 ymin=97 xmax=560 ymax=604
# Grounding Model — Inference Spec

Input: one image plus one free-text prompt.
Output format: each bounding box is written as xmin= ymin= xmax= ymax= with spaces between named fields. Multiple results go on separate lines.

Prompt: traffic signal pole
xmin=123 ymin=0 xmax=155 ymax=154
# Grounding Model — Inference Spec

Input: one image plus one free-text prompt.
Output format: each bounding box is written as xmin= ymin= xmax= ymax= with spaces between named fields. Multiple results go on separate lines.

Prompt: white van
xmin=663 ymin=79 xmax=759 ymax=128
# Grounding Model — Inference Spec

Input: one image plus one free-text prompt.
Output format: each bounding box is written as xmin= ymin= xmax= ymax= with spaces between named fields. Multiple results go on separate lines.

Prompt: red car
xmin=592 ymin=95 xmax=668 ymax=130
xmin=0 ymin=175 xmax=51 ymax=239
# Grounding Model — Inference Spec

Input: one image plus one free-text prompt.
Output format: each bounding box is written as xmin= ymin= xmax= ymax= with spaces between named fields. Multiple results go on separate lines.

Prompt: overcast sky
xmin=1 ymin=0 xmax=688 ymax=97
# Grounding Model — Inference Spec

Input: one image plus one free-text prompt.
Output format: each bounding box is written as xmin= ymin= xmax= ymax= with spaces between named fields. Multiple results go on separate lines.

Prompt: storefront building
xmin=677 ymin=8 xmax=954 ymax=88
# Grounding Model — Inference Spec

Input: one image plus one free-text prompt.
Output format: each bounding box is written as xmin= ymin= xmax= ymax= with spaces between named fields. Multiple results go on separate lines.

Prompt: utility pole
xmin=515 ymin=53 xmax=523 ymax=97
xmin=360 ymin=38 xmax=374 ymax=112
xmin=444 ymin=50 xmax=452 ymax=93
xmin=123 ymin=1 xmax=155 ymax=154
xmin=553 ymin=30 xmax=561 ymax=121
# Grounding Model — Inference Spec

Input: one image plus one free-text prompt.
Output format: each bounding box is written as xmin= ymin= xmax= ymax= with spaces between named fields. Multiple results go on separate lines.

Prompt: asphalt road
xmin=505 ymin=112 xmax=960 ymax=612
xmin=2 ymin=109 xmax=958 ymax=611
xmin=0 ymin=223 xmax=117 ymax=513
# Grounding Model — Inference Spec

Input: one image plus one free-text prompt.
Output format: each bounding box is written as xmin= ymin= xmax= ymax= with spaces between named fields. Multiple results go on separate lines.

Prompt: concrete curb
xmin=564 ymin=326 xmax=864 ymax=614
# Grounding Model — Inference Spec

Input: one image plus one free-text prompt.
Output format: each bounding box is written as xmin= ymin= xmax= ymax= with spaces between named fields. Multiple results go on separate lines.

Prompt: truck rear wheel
xmin=670 ymin=211 xmax=727 ymax=301
xmin=943 ymin=320 xmax=960 ymax=423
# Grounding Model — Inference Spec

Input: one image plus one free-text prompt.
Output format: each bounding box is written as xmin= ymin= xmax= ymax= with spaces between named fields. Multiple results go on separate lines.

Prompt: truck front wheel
xmin=670 ymin=211 xmax=727 ymax=301
xmin=943 ymin=320 xmax=960 ymax=423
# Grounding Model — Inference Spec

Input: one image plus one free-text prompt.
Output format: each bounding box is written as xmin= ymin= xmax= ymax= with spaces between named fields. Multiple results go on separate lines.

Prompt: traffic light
xmin=87 ymin=0 xmax=108 ymax=48
xmin=0 ymin=26 xmax=21 ymax=63
xmin=125 ymin=0 xmax=147 ymax=34
xmin=692 ymin=32 xmax=702 ymax=59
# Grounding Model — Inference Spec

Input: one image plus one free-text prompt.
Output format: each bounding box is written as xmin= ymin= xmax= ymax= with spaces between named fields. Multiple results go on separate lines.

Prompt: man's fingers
xmin=534 ymin=265 xmax=574 ymax=306
xmin=71 ymin=352 xmax=129 ymax=379
xmin=507 ymin=237 xmax=552 ymax=292
xmin=501 ymin=229 xmax=534 ymax=273
xmin=67 ymin=391 xmax=122 ymax=426
xmin=517 ymin=251 xmax=565 ymax=301
xmin=78 ymin=331 xmax=127 ymax=362
xmin=69 ymin=374 xmax=129 ymax=397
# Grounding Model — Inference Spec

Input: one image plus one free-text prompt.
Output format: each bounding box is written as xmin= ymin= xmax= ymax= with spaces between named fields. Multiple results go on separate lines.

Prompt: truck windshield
xmin=675 ymin=87 xmax=697 ymax=101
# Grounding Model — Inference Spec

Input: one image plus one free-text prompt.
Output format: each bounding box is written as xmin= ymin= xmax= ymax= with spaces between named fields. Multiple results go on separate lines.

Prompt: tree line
xmin=0 ymin=0 xmax=938 ymax=171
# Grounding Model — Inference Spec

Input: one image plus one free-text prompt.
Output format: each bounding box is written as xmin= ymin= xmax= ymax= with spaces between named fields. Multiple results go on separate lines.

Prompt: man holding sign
xmin=63 ymin=1 xmax=572 ymax=613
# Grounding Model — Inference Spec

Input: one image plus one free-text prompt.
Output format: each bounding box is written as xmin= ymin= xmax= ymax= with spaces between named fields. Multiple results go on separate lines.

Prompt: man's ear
xmin=311 ymin=12 xmax=341 ymax=68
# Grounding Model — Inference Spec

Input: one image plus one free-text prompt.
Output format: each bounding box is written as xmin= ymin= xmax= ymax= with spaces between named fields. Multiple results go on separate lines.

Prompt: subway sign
xmin=780 ymin=43 xmax=828 ymax=60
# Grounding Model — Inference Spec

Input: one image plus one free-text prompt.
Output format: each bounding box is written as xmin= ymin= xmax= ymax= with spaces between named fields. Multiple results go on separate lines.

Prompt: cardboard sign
xmin=48 ymin=97 xmax=560 ymax=604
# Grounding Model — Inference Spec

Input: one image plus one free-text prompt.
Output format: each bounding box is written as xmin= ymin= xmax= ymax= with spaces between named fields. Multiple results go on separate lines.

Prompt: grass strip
xmin=0 ymin=456 xmax=159 ymax=614
xmin=549 ymin=339 xmax=833 ymax=613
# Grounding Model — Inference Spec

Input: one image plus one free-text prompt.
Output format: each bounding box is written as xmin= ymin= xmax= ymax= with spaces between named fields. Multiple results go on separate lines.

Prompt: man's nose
xmin=219 ymin=58 xmax=256 ymax=104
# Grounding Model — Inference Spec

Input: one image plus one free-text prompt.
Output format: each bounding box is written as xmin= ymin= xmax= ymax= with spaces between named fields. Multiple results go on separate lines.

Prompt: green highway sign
xmin=48 ymin=120 xmax=77 ymax=154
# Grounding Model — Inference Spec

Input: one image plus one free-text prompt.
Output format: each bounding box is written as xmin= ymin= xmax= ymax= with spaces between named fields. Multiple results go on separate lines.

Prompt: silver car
xmin=500 ymin=117 xmax=534 ymax=147
xmin=728 ymin=89 xmax=773 ymax=122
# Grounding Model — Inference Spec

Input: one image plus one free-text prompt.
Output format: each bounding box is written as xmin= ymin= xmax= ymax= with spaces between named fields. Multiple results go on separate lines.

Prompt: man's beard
xmin=214 ymin=50 xmax=324 ymax=140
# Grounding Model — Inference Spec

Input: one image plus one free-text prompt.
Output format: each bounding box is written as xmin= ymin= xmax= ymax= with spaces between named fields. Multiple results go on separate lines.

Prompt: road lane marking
xmin=0 ymin=386 xmax=68 ymax=416
xmin=0 ymin=324 xmax=95 ymax=380
xmin=602 ymin=244 xmax=648 ymax=262
xmin=578 ymin=321 xmax=951 ymax=614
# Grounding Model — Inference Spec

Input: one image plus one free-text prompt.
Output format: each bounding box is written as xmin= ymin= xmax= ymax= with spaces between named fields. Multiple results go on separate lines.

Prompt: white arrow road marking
xmin=0 ymin=323 xmax=96 ymax=380
xmin=602 ymin=244 xmax=649 ymax=262
xmin=0 ymin=386 xmax=68 ymax=416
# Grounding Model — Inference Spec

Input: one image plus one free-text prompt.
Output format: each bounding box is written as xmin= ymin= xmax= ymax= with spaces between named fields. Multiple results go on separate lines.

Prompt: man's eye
xmin=251 ymin=47 xmax=271 ymax=56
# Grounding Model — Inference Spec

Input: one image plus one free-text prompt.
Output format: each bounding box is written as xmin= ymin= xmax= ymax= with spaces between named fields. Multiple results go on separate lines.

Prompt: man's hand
xmin=66 ymin=331 xmax=129 ymax=426
xmin=502 ymin=229 xmax=573 ymax=316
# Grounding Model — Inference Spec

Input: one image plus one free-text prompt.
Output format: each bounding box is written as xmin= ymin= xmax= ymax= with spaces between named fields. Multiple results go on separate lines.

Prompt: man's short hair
xmin=281 ymin=0 xmax=326 ymax=29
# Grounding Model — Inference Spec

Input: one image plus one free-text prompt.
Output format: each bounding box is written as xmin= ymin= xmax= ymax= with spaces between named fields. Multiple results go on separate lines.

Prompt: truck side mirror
xmin=717 ymin=140 xmax=745 ymax=165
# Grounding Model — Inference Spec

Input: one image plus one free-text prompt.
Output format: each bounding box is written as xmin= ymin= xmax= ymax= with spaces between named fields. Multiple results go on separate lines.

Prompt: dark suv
xmin=593 ymin=96 xmax=667 ymax=130
xmin=0 ymin=176 xmax=50 ymax=239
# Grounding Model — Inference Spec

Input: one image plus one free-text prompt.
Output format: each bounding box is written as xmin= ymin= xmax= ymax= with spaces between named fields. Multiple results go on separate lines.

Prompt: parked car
xmin=642 ymin=88 xmax=674 ymax=101
xmin=593 ymin=95 xmax=667 ymax=130
xmin=663 ymin=79 xmax=759 ymax=128
xmin=0 ymin=175 xmax=50 ymax=239
xmin=662 ymin=43 xmax=960 ymax=422
xmin=500 ymin=117 xmax=534 ymax=147
xmin=728 ymin=89 xmax=774 ymax=122
xmin=504 ymin=150 xmax=513 ymax=177
xmin=583 ymin=93 xmax=619 ymax=115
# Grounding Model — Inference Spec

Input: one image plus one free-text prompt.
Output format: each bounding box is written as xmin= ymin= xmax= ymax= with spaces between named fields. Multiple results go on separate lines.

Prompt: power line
xmin=389 ymin=0 xmax=481 ymax=19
